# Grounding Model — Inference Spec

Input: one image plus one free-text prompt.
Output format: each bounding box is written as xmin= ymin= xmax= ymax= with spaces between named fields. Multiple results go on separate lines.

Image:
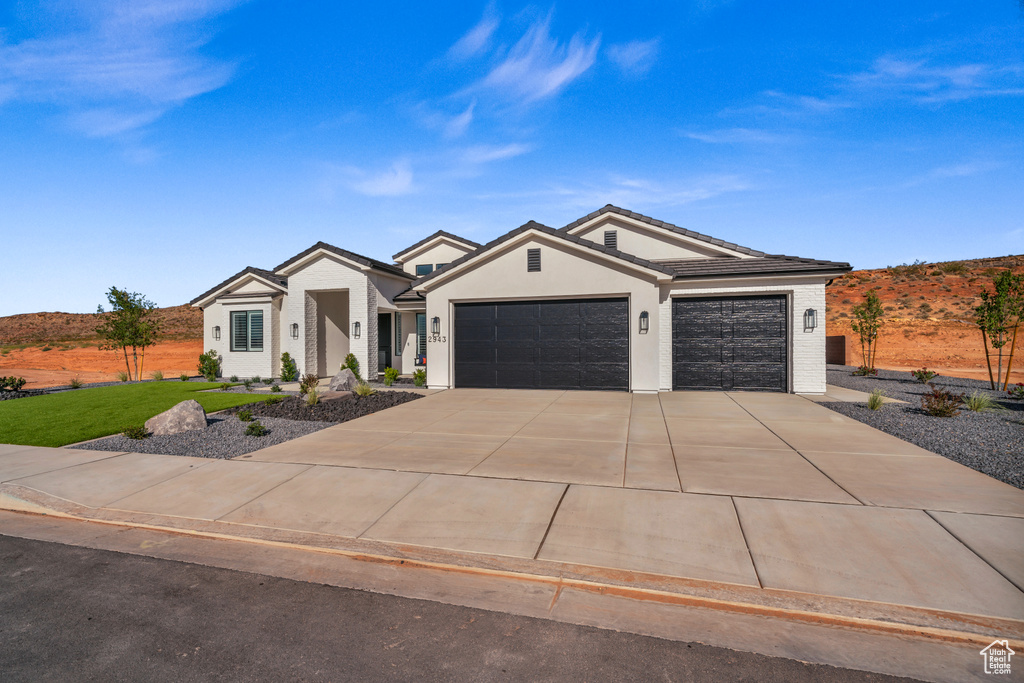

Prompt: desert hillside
xmin=826 ymin=255 xmax=1024 ymax=381
xmin=0 ymin=304 xmax=202 ymax=345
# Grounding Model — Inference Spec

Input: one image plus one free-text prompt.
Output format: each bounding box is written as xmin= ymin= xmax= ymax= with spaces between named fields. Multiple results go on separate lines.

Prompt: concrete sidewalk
xmin=1 ymin=389 xmax=1022 ymax=682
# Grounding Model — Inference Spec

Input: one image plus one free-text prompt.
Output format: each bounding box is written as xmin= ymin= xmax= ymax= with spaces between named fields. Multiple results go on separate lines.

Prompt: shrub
xmin=122 ymin=425 xmax=148 ymax=440
xmin=384 ymin=366 xmax=399 ymax=386
xmin=921 ymin=385 xmax=964 ymax=417
xmin=867 ymin=389 xmax=886 ymax=411
xmin=280 ymin=352 xmax=298 ymax=382
xmin=342 ymin=353 xmax=362 ymax=381
xmin=353 ymin=382 xmax=375 ymax=397
xmin=150 ymin=370 xmax=164 ymax=381
xmin=1007 ymin=383 xmax=1024 ymax=400
xmin=180 ymin=373 xmax=190 ymax=382
xmin=41 ymin=346 xmax=52 ymax=352
xmin=243 ymin=378 xmax=254 ymax=392
xmin=299 ymin=373 xmax=319 ymax=395
xmin=852 ymin=366 xmax=877 ymax=376
xmin=910 ymin=368 xmax=938 ymax=384
xmin=263 ymin=377 xmax=274 ymax=385
xmin=237 ymin=409 xmax=254 ymax=422
xmin=220 ymin=382 xmax=230 ymax=391
xmin=245 ymin=421 xmax=269 ymax=437
xmin=270 ymin=384 xmax=282 ymax=393
xmin=1 ymin=376 xmax=27 ymax=391
xmin=229 ymin=375 xmax=239 ymax=382
xmin=264 ymin=395 xmax=283 ymax=405
xmin=116 ymin=370 xmax=130 ymax=382
xmin=252 ymin=375 xmax=261 ymax=384
xmin=306 ymin=387 xmax=320 ymax=406
xmin=940 ymin=261 xmax=967 ymax=275
xmin=198 ymin=349 xmax=221 ymax=381
xmin=413 ymin=369 xmax=426 ymax=387
xmin=69 ymin=376 xmax=83 ymax=390
xmin=963 ymin=391 xmax=1005 ymax=413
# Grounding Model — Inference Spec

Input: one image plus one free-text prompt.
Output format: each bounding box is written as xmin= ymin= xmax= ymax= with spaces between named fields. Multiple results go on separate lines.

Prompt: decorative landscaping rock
xmin=145 ymin=400 xmax=207 ymax=436
xmin=319 ymin=390 xmax=354 ymax=402
xmin=328 ymin=368 xmax=359 ymax=392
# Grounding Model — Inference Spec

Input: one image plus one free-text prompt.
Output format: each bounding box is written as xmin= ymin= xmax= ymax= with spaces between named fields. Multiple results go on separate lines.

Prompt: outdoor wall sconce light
xmin=290 ymin=323 xmax=299 ymax=339
xmin=804 ymin=308 xmax=817 ymax=331
xmin=431 ymin=316 xmax=441 ymax=335
xmin=352 ymin=321 xmax=361 ymax=338
xmin=212 ymin=326 xmax=221 ymax=341
xmin=639 ymin=311 xmax=649 ymax=333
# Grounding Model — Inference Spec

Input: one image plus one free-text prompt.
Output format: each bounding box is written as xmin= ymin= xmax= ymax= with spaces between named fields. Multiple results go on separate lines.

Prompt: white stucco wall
xmin=571 ymin=216 xmax=748 ymax=261
xmin=422 ymin=234 xmax=663 ymax=392
xmin=202 ymin=296 xmax=277 ymax=379
xmin=657 ymin=277 xmax=829 ymax=394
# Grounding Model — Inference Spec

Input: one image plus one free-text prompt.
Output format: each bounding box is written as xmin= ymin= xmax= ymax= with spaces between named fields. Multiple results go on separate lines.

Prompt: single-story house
xmin=190 ymin=205 xmax=851 ymax=393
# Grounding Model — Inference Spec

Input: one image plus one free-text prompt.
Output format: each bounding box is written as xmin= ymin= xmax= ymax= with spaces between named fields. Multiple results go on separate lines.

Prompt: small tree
xmin=851 ymin=290 xmax=884 ymax=373
xmin=95 ymin=287 xmax=161 ymax=382
xmin=974 ymin=270 xmax=1024 ymax=389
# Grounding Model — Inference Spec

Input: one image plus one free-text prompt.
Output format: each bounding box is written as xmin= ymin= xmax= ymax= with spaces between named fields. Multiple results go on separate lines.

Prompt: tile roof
xmin=273 ymin=241 xmax=413 ymax=279
xmin=560 ymin=204 xmax=766 ymax=257
xmin=190 ymin=267 xmax=287 ymax=306
xmin=393 ymin=286 xmax=426 ymax=302
xmin=392 ymin=230 xmax=482 ymax=260
xmin=412 ymin=220 xmax=677 ymax=287
xmin=656 ymin=255 xmax=852 ymax=279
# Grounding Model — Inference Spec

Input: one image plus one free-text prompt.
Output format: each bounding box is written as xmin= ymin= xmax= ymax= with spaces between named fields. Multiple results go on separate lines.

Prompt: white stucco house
xmin=191 ymin=205 xmax=850 ymax=393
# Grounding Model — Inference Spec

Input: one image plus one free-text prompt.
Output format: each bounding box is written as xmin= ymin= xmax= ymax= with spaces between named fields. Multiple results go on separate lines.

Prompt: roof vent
xmin=604 ymin=230 xmax=617 ymax=250
xmin=527 ymin=248 xmax=541 ymax=272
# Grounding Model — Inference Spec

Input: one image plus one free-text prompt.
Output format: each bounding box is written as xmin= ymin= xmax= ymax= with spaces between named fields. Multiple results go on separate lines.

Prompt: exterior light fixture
xmin=639 ymin=311 xmax=649 ymax=334
xmin=352 ymin=321 xmax=361 ymax=338
xmin=804 ymin=308 xmax=817 ymax=331
xmin=431 ymin=316 xmax=440 ymax=335
xmin=290 ymin=323 xmax=299 ymax=339
xmin=212 ymin=326 xmax=221 ymax=341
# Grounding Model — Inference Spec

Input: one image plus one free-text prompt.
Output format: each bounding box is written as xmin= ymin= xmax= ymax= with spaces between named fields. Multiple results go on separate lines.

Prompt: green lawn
xmin=0 ymin=382 xmax=269 ymax=447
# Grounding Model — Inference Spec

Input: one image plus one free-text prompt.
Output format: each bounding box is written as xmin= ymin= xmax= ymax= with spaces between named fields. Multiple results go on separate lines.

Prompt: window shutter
xmin=416 ymin=313 xmax=427 ymax=358
xmin=604 ymin=230 xmax=617 ymax=250
xmin=249 ymin=311 xmax=264 ymax=351
xmin=231 ymin=312 xmax=248 ymax=351
xmin=394 ymin=313 xmax=402 ymax=356
xmin=527 ymin=248 xmax=541 ymax=272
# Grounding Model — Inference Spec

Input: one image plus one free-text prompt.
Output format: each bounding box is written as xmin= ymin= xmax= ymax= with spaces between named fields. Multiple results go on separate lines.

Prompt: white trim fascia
xmin=192 ymin=274 xmax=287 ymax=309
xmin=394 ymin=301 xmax=426 ymax=311
xmin=566 ymin=213 xmax=755 ymax=259
xmin=394 ymin=235 xmax=478 ymax=263
xmin=275 ymin=249 xmax=373 ymax=277
xmin=414 ymin=230 xmax=674 ymax=292
xmin=665 ymin=271 xmax=847 ymax=289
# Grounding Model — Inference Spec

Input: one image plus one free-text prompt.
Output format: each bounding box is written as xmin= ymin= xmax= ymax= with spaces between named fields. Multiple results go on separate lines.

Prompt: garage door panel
xmin=454 ymin=298 xmax=628 ymax=391
xmin=673 ymin=295 xmax=787 ymax=392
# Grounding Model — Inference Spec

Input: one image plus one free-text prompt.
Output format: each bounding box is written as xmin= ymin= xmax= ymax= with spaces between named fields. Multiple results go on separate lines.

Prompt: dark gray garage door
xmin=454 ymin=298 xmax=629 ymax=390
xmin=672 ymin=295 xmax=787 ymax=392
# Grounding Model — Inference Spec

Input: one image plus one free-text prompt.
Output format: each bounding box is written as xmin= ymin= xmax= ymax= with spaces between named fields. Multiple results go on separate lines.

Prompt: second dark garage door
xmin=672 ymin=295 xmax=787 ymax=392
xmin=453 ymin=298 xmax=629 ymax=390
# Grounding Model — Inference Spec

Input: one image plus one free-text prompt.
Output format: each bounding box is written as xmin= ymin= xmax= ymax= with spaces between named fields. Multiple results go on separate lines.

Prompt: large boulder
xmin=145 ymin=400 xmax=207 ymax=436
xmin=328 ymin=368 xmax=359 ymax=392
xmin=319 ymin=390 xmax=354 ymax=402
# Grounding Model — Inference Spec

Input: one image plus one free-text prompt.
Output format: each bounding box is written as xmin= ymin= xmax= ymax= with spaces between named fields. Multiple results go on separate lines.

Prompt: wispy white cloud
xmin=607 ymin=39 xmax=660 ymax=77
xmin=348 ymin=160 xmax=416 ymax=197
xmin=476 ymin=14 xmax=600 ymax=102
xmin=461 ymin=143 xmax=532 ymax=164
xmin=847 ymin=57 xmax=1024 ymax=103
xmin=445 ymin=100 xmax=475 ymax=138
xmin=927 ymin=160 xmax=1001 ymax=179
xmin=448 ymin=6 xmax=500 ymax=61
xmin=0 ymin=0 xmax=241 ymax=137
xmin=681 ymin=127 xmax=789 ymax=144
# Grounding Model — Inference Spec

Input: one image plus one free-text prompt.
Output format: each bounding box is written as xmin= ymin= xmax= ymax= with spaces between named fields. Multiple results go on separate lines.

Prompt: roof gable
xmin=562 ymin=204 xmax=765 ymax=258
xmin=190 ymin=267 xmax=287 ymax=307
xmin=274 ymin=241 xmax=413 ymax=279
xmin=393 ymin=230 xmax=481 ymax=261
xmin=412 ymin=220 xmax=675 ymax=290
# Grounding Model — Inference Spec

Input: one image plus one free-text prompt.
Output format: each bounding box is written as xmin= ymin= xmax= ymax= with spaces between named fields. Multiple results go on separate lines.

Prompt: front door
xmin=378 ymin=313 xmax=392 ymax=373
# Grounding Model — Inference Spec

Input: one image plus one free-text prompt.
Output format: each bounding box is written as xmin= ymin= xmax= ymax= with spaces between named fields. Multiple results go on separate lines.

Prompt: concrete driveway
xmin=1 ymin=388 xmax=1022 ymax=680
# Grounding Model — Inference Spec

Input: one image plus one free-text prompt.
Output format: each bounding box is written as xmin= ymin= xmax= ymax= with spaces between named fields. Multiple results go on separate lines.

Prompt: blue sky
xmin=1 ymin=1 xmax=1022 ymax=316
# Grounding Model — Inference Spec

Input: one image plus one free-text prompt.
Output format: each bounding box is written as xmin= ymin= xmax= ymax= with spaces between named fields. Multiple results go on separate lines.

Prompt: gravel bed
xmin=70 ymin=415 xmax=333 ymax=459
xmin=822 ymin=365 xmax=1023 ymax=489
xmin=222 ymin=390 xmax=423 ymax=422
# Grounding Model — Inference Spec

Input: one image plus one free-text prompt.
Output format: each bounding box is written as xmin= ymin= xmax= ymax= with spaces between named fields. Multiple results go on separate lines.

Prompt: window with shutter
xmin=248 ymin=311 xmax=264 ymax=351
xmin=416 ymin=313 xmax=427 ymax=364
xmin=230 ymin=310 xmax=263 ymax=351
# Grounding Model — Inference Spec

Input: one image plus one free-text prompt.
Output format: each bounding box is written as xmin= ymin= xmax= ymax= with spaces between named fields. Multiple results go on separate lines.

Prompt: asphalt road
xmin=0 ymin=534 xmax=921 ymax=682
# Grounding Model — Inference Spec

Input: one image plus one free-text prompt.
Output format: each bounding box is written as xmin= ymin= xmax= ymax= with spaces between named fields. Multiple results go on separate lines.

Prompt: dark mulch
xmin=223 ymin=390 xmax=423 ymax=423
xmin=822 ymin=365 xmax=1024 ymax=489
